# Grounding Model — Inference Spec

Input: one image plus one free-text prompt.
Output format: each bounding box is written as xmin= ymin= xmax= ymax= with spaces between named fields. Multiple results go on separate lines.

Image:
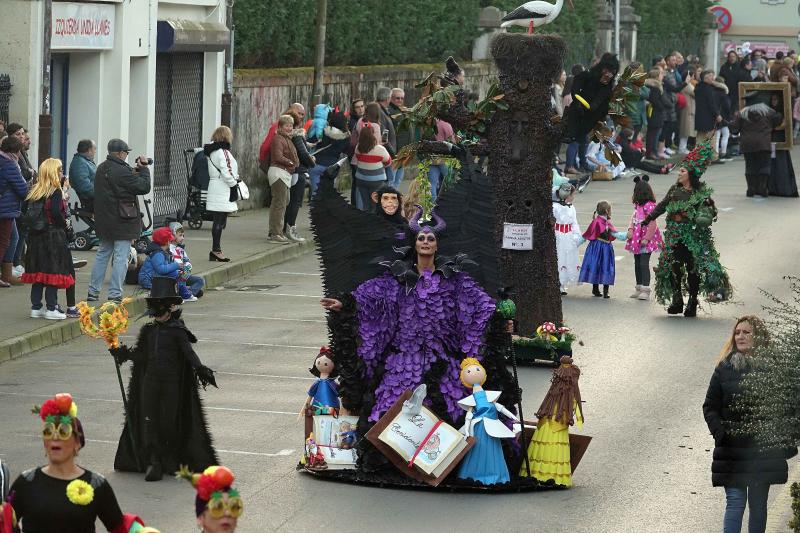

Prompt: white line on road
xmin=182 ymin=313 xmax=325 ymax=323
xmin=0 ymin=391 xmax=296 ymax=416
xmin=278 ymin=272 xmax=319 ymax=276
xmin=216 ymin=371 xmax=314 ymax=381
xmin=118 ymin=336 xmax=320 ymax=350
xmin=212 ymin=290 xmax=322 ymax=298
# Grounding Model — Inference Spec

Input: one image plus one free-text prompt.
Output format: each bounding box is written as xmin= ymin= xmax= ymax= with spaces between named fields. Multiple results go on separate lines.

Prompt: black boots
xmin=592 ymin=284 xmax=602 ymax=297
xmin=684 ymin=296 xmax=698 ymax=318
xmin=757 ymin=175 xmax=770 ymax=198
xmin=667 ymin=292 xmax=684 ymax=315
xmin=145 ymin=454 xmax=163 ymax=481
xmin=745 ymin=175 xmax=755 ymax=197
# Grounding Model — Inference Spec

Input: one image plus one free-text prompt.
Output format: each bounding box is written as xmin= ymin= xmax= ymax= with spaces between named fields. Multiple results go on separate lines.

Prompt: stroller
xmin=68 ymin=201 xmax=100 ymax=251
xmin=182 ymin=148 xmax=213 ymax=229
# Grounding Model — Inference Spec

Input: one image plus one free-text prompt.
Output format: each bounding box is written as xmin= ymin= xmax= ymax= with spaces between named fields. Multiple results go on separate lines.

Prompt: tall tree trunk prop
xmin=489 ymin=34 xmax=566 ymax=334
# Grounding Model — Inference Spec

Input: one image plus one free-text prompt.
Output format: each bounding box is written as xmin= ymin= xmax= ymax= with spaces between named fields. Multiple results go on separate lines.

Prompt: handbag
xmin=208 ymin=149 xmax=245 ymax=203
xmin=105 ymin=165 xmax=139 ymax=220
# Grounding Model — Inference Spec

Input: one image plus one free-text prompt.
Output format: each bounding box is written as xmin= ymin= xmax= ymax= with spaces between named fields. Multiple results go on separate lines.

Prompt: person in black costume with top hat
xmin=110 ymin=276 xmax=218 ymax=482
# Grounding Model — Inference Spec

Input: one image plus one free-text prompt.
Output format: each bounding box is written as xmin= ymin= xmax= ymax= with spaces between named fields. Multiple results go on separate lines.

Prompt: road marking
xmin=30 ymin=436 xmax=295 ymax=458
xmin=186 ymin=237 xmax=212 ymax=241
xmin=118 ymin=336 xmax=321 ymax=350
xmin=615 ymin=255 xmax=624 ymax=261
xmin=182 ymin=313 xmax=325 ymax=323
xmin=216 ymin=371 xmax=315 ymax=381
xmin=0 ymin=391 xmax=296 ymax=415
xmin=278 ymin=271 xmax=319 ymax=276
xmin=213 ymin=292 xmax=322 ymax=298
xmin=719 ymin=207 xmax=734 ymax=212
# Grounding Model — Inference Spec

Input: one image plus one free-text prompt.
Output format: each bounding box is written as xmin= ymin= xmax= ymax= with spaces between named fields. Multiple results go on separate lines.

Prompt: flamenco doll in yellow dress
xmin=520 ymin=355 xmax=583 ymax=487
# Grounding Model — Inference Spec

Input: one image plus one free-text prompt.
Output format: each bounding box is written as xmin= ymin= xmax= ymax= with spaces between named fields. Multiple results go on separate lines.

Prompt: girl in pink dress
xmin=625 ymin=175 xmax=664 ymax=301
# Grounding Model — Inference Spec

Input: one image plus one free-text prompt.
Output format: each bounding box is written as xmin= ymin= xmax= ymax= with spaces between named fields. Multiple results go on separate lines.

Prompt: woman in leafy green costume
xmin=642 ymin=140 xmax=731 ymax=317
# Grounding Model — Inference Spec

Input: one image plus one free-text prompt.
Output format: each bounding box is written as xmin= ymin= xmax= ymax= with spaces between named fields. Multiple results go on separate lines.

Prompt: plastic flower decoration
xmin=536 ymin=322 xmax=558 ymax=342
xmin=176 ymin=465 xmax=243 ymax=518
xmin=557 ymin=326 xmax=571 ymax=341
xmin=66 ymin=479 xmax=94 ymax=505
xmin=77 ymin=298 xmax=133 ymax=348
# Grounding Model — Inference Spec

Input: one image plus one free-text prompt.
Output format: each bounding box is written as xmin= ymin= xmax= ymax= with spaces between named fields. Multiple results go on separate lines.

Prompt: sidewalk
xmin=0 ymin=205 xmax=316 ymax=364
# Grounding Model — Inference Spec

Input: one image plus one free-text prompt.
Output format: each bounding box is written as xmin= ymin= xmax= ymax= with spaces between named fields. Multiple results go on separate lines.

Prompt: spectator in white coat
xmin=204 ymin=126 xmax=239 ymax=262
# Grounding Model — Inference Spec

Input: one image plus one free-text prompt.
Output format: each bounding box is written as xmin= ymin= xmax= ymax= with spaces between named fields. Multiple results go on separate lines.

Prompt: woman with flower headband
xmin=4 ymin=393 xmax=126 ymax=532
xmin=177 ymin=465 xmax=242 ymax=532
xmin=641 ymin=140 xmax=732 ymax=317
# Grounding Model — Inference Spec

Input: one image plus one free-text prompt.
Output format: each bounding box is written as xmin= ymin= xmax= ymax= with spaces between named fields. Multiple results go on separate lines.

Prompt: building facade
xmin=0 ymin=0 xmax=229 ymax=221
xmin=716 ymin=0 xmax=799 ymax=58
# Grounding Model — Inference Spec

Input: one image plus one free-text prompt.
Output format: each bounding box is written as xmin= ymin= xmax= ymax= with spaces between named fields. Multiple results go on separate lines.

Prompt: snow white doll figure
xmin=456 ymin=358 xmax=520 ymax=485
xmin=303 ymin=347 xmax=339 ymax=416
xmin=521 ymin=355 xmax=583 ymax=487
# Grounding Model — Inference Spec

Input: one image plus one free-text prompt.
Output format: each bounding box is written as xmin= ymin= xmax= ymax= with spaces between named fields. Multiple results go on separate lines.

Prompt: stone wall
xmin=231 ymin=61 xmax=497 ymax=207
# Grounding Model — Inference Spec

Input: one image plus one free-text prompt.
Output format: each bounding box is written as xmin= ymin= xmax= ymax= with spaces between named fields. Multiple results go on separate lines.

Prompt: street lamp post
xmin=39 ymin=0 xmax=53 ymax=164
xmin=311 ymin=0 xmax=327 ymax=108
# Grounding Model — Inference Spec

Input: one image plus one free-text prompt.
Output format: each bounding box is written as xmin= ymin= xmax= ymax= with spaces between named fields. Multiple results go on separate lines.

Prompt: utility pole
xmin=39 ymin=0 xmax=53 ymax=164
xmin=614 ymin=0 xmax=620 ymax=58
xmin=311 ymin=0 xmax=327 ymax=107
xmin=221 ymin=0 xmax=234 ymax=127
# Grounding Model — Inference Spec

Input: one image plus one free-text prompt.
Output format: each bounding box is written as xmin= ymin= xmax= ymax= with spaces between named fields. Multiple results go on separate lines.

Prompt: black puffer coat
xmin=94 ymin=155 xmax=151 ymax=241
xmin=703 ymin=356 xmax=794 ymax=487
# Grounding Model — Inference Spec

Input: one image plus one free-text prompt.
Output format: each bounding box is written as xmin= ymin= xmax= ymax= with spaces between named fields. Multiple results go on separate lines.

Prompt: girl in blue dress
xmin=456 ymin=358 xmax=520 ymax=485
xmin=304 ymin=347 xmax=340 ymax=415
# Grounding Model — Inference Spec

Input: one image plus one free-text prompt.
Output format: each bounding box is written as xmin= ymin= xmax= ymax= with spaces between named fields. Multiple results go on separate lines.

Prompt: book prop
xmin=365 ymin=385 xmax=475 ymax=487
xmin=302 ymin=416 xmax=360 ymax=470
xmin=77 ymin=298 xmax=133 ymax=349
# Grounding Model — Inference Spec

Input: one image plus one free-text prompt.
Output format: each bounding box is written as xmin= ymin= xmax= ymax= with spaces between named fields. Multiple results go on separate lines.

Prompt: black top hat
xmin=146 ymin=276 xmax=184 ymax=307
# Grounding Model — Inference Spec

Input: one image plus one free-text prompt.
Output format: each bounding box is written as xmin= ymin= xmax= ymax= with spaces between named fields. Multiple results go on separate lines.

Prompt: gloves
xmin=109 ymin=345 xmax=129 ymax=365
xmin=196 ymin=365 xmax=218 ymax=390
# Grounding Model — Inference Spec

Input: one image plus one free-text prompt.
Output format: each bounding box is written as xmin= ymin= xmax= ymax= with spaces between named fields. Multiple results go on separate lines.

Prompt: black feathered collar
xmin=379 ymin=251 xmax=476 ymax=294
xmin=203 ymin=141 xmax=231 ymax=155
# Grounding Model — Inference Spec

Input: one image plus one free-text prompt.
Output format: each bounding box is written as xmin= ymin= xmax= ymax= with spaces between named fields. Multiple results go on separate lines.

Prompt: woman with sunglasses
xmin=179 ymin=465 xmax=242 ymax=532
xmin=5 ymin=393 xmax=125 ymax=532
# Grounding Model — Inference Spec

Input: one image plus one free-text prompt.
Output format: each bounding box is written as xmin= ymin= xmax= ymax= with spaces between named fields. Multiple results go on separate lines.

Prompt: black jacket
xmin=662 ymin=69 xmax=685 ymax=122
xmin=388 ymin=102 xmax=412 ymax=150
xmin=291 ymin=131 xmax=315 ymax=175
xmin=694 ymin=81 xmax=720 ymax=133
xmin=378 ymin=104 xmax=397 ymax=156
xmin=565 ymin=70 xmax=615 ymax=138
xmin=644 ymin=79 xmax=669 ymax=129
xmin=94 ymin=155 xmax=151 ymax=241
xmin=703 ymin=357 xmax=794 ymax=487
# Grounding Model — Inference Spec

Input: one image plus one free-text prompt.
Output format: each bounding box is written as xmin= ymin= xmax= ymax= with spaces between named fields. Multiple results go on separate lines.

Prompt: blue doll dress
xmin=308 ymin=378 xmax=340 ymax=412
xmin=578 ymin=239 xmax=616 ymax=285
xmin=456 ymin=390 xmax=510 ymax=485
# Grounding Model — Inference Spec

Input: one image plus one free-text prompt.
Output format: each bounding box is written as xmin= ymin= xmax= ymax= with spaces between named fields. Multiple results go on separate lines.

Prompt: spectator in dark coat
xmin=376 ymin=87 xmax=399 ymax=189
xmin=88 ymin=139 xmax=151 ymax=303
xmin=694 ymin=70 xmax=722 ymax=152
xmin=387 ymin=88 xmax=410 ymax=188
xmin=659 ymin=53 xmax=687 ymax=153
xmin=308 ymin=111 xmax=350 ymax=197
xmin=703 ymin=316 xmax=796 ymax=533
xmin=719 ymin=51 xmax=740 ymax=101
xmin=731 ymin=99 xmax=782 ymax=197
xmin=5 ymin=124 xmax=36 ymax=271
xmin=67 ymin=139 xmax=97 ymax=213
xmin=0 ymin=135 xmax=29 ymax=287
xmin=644 ymin=69 xmax=669 ymax=159
xmin=285 ymin=110 xmax=315 ymax=243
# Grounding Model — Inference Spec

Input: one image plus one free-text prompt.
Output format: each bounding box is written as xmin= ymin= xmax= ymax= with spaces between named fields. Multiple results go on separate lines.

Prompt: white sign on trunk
xmin=502 ymin=223 xmax=533 ymax=250
xmin=52 ymin=2 xmax=115 ymax=50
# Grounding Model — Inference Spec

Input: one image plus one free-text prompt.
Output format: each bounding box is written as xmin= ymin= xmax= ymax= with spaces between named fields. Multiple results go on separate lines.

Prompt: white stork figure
xmin=500 ymin=0 xmax=575 ymax=34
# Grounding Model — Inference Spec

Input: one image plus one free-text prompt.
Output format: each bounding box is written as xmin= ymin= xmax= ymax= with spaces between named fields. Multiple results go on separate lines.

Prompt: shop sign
xmin=723 ymin=41 xmax=790 ymax=58
xmin=52 ymin=2 xmax=115 ymax=50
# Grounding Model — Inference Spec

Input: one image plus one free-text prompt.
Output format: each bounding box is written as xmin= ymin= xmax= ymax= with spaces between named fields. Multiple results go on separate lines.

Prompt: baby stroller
xmin=133 ymin=197 xmax=154 ymax=254
xmin=69 ymin=201 xmax=100 ymax=251
xmin=182 ymin=147 xmax=213 ymax=229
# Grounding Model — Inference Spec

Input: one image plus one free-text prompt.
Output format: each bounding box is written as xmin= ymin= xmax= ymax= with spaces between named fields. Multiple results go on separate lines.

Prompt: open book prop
xmin=306 ymin=415 xmax=359 ymax=470
xmin=365 ymin=387 xmax=474 ymax=487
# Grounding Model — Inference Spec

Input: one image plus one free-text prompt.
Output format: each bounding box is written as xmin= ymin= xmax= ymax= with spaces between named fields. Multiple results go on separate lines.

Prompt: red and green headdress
xmin=177 ymin=465 xmax=242 ymax=518
xmin=32 ymin=392 xmax=85 ymax=447
xmin=680 ymin=139 xmax=715 ymax=176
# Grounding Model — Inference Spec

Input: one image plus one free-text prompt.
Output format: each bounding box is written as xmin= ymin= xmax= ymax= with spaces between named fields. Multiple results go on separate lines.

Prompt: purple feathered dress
xmin=353 ymin=268 xmax=496 ymax=422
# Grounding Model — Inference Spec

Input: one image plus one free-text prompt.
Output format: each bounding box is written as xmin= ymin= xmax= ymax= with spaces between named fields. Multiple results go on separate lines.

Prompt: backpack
xmin=19 ymin=199 xmax=48 ymax=233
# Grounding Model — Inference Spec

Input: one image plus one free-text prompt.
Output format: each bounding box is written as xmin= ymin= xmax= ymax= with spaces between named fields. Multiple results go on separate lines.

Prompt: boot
xmin=683 ymin=296 xmax=698 ymax=318
xmin=757 ymin=175 xmax=770 ymax=198
xmin=638 ymin=286 xmax=651 ymax=301
xmin=1 ymin=262 xmax=22 ymax=285
xmin=667 ymin=292 xmax=684 ymax=314
xmin=629 ymin=285 xmax=642 ymax=298
xmin=603 ymin=285 xmax=610 ymax=299
xmin=144 ymin=460 xmax=163 ymax=482
xmin=592 ymin=284 xmax=602 ymax=297
xmin=745 ymin=175 xmax=755 ymax=197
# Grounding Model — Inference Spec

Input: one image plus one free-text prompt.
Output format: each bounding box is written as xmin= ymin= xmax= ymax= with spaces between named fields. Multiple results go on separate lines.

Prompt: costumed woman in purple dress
xmin=311 ymin=157 xmax=517 ymax=478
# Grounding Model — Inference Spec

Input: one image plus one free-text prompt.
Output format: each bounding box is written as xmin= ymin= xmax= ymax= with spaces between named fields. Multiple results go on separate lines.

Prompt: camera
xmin=138 ymin=157 xmax=153 ymax=166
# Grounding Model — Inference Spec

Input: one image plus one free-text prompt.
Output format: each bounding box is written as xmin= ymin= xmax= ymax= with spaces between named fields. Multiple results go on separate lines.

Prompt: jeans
xmin=2 ymin=219 xmax=17 ymax=263
xmin=185 ymin=274 xmax=205 ymax=296
xmin=308 ymin=164 xmax=327 ymax=197
xmin=390 ymin=165 xmax=404 ymax=188
xmin=31 ymin=283 xmax=58 ymax=311
xmin=427 ymin=163 xmax=449 ymax=201
xmin=13 ymin=227 xmax=27 ymax=266
xmin=565 ymin=140 xmax=588 ymax=169
xmin=89 ymin=239 xmax=131 ymax=299
xmin=284 ymin=172 xmax=307 ymax=229
xmin=715 ymin=127 xmax=731 ymax=159
xmin=723 ymin=485 xmax=770 ymax=533
xmin=354 ymin=178 xmax=386 ymax=213
xmin=634 ymin=252 xmax=651 ymax=286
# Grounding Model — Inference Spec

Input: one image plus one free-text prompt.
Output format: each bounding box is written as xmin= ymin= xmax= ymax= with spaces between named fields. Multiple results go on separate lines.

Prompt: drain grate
xmin=215 ymin=284 xmax=280 ymax=292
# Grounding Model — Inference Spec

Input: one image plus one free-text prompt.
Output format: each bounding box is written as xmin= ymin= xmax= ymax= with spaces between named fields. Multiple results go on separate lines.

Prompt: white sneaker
xmin=286 ymin=226 xmax=306 ymax=243
xmin=267 ymin=234 xmax=290 ymax=245
xmin=664 ymin=148 xmax=675 ymax=155
xmin=183 ymin=295 xmax=198 ymax=302
xmin=638 ymin=287 xmax=651 ymax=301
xmin=629 ymin=285 xmax=642 ymax=298
xmin=678 ymin=149 xmax=690 ymax=155
xmin=45 ymin=309 xmax=67 ymax=320
xmin=12 ymin=266 xmax=24 ymax=277
xmin=30 ymin=308 xmax=46 ymax=318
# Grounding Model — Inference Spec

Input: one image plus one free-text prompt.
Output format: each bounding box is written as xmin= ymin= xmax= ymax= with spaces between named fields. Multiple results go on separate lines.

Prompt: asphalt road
xmin=0 ymin=154 xmax=798 ymax=532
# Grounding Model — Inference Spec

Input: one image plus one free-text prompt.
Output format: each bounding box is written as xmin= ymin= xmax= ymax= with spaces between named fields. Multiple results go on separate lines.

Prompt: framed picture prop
xmin=738 ymin=82 xmax=794 ymax=150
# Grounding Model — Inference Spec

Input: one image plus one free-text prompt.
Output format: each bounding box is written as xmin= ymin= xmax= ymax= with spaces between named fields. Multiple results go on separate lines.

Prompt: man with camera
xmin=88 ymin=138 xmax=151 ymax=303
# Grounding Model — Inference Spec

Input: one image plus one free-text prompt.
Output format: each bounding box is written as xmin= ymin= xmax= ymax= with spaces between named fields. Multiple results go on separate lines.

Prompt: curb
xmin=0 ymin=239 xmax=314 ymax=365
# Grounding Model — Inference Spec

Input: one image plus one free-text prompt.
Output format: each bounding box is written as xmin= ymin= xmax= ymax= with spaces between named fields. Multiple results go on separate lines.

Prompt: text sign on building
xmin=52 ymin=2 xmax=115 ymax=50
xmin=502 ymin=223 xmax=534 ymax=250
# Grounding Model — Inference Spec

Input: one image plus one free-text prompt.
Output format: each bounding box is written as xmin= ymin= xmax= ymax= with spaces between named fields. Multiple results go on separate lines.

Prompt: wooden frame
xmin=738 ymin=82 xmax=794 ymax=150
